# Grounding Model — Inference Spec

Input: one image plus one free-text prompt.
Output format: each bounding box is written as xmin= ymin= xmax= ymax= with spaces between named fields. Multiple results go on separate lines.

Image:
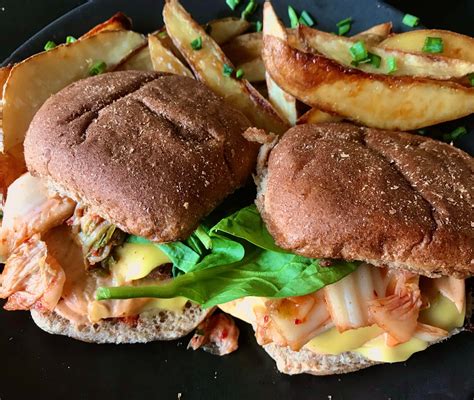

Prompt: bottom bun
xmin=263 ymin=329 xmax=462 ymax=375
xmin=31 ymin=302 xmax=210 ymax=344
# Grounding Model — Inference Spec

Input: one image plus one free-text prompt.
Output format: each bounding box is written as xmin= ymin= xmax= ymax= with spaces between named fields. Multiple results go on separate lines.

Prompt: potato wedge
xmin=0 ymin=66 xmax=12 ymax=99
xmin=236 ymin=58 xmax=265 ymax=82
xmin=207 ymin=17 xmax=251 ymax=45
xmin=148 ymin=34 xmax=193 ymax=77
xmin=115 ymin=44 xmax=153 ymax=71
xmin=381 ymin=29 xmax=474 ymax=63
xmin=163 ymin=0 xmax=287 ymax=134
xmin=263 ymin=2 xmax=297 ymax=126
xmin=223 ymin=32 xmax=262 ymax=64
xmin=2 ymin=30 xmax=145 ymax=152
xmin=297 ymin=108 xmax=342 ymax=125
xmin=353 ymin=22 xmax=392 ymax=45
xmin=81 ymin=12 xmax=132 ymax=39
xmin=299 ymin=26 xmax=474 ymax=80
xmin=262 ymin=36 xmax=474 ymax=130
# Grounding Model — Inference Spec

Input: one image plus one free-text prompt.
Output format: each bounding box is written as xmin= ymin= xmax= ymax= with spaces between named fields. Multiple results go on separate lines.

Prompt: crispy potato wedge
xmin=0 ymin=144 xmax=27 ymax=198
xmin=115 ymin=44 xmax=153 ymax=71
xmin=299 ymin=26 xmax=474 ymax=80
xmin=236 ymin=58 xmax=265 ymax=82
xmin=148 ymin=34 xmax=193 ymax=77
xmin=207 ymin=17 xmax=251 ymax=45
xmin=223 ymin=32 xmax=262 ymax=64
xmin=297 ymin=108 xmax=342 ymax=125
xmin=263 ymin=36 xmax=474 ymax=130
xmin=263 ymin=2 xmax=297 ymax=126
xmin=0 ymin=66 xmax=12 ymax=99
xmin=2 ymin=30 xmax=145 ymax=152
xmin=381 ymin=29 xmax=474 ymax=63
xmin=353 ymin=22 xmax=393 ymax=45
xmin=163 ymin=0 xmax=287 ymax=134
xmin=81 ymin=12 xmax=132 ymax=39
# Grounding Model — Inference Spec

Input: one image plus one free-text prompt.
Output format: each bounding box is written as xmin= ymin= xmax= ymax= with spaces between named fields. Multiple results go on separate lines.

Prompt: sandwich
xmin=0 ymin=70 xmax=258 ymax=343
xmin=97 ymin=122 xmax=472 ymax=373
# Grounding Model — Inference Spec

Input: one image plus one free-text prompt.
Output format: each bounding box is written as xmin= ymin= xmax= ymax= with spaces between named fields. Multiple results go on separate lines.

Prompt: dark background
xmin=0 ymin=1 xmax=473 ymax=400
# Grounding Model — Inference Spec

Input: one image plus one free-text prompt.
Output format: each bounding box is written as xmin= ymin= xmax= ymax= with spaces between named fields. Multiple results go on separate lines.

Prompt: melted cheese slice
xmin=221 ymin=293 xmax=465 ymax=363
xmin=111 ymin=242 xmax=171 ymax=284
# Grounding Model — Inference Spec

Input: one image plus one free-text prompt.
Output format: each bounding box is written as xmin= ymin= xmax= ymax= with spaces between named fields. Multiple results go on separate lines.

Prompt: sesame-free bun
xmin=257 ymin=123 xmax=474 ymax=278
xmin=25 ymin=71 xmax=258 ymax=242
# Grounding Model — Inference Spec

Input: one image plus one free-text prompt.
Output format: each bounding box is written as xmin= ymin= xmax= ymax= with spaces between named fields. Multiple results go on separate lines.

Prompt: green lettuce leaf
xmin=99 ymin=206 xmax=359 ymax=306
xmin=97 ymin=248 xmax=358 ymax=308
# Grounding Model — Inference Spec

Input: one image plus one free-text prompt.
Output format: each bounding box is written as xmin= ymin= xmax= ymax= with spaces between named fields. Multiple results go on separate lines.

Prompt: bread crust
xmin=258 ymin=123 xmax=474 ymax=278
xmin=31 ymin=301 xmax=210 ymax=344
xmin=263 ymin=328 xmax=462 ymax=375
xmin=25 ymin=71 xmax=258 ymax=242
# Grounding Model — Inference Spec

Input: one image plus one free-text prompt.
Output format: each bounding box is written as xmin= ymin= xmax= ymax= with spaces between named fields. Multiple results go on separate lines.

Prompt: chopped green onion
xmin=288 ymin=5 xmax=299 ymax=28
xmin=255 ymin=20 xmax=263 ymax=32
xmin=236 ymin=68 xmax=244 ymax=79
xmin=336 ymin=17 xmax=352 ymax=27
xmin=226 ymin=0 xmax=240 ymax=11
xmin=241 ymin=0 xmax=258 ymax=20
xmin=443 ymin=126 xmax=468 ymax=142
xmin=368 ymin=52 xmax=381 ymax=68
xmin=468 ymin=73 xmax=474 ymax=87
xmin=89 ymin=61 xmax=107 ymax=76
xmin=422 ymin=37 xmax=443 ymax=54
xmin=44 ymin=40 xmax=56 ymax=51
xmin=65 ymin=36 xmax=77 ymax=44
xmin=299 ymin=10 xmax=315 ymax=27
xmin=402 ymin=14 xmax=420 ymax=28
xmin=387 ymin=56 xmax=398 ymax=74
xmin=349 ymin=40 xmax=368 ymax=62
xmin=223 ymin=64 xmax=234 ymax=77
xmin=336 ymin=17 xmax=352 ymax=36
xmin=190 ymin=36 xmax=202 ymax=51
xmin=158 ymin=31 xmax=168 ymax=39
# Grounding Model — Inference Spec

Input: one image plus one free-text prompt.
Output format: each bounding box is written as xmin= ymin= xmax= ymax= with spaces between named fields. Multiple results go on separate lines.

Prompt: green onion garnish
xmin=402 ymin=14 xmax=420 ymax=28
xmin=89 ymin=61 xmax=107 ymax=76
xmin=422 ymin=37 xmax=443 ymax=54
xmin=349 ymin=40 xmax=368 ymax=62
xmin=226 ymin=0 xmax=240 ymax=11
xmin=223 ymin=64 xmax=234 ymax=77
xmin=336 ymin=17 xmax=352 ymax=36
xmin=255 ymin=20 xmax=263 ymax=32
xmin=368 ymin=52 xmax=381 ymax=68
xmin=288 ymin=5 xmax=299 ymax=28
xmin=299 ymin=10 xmax=315 ymax=27
xmin=65 ymin=36 xmax=77 ymax=44
xmin=190 ymin=36 xmax=202 ymax=51
xmin=241 ymin=0 xmax=258 ymax=20
xmin=468 ymin=73 xmax=474 ymax=87
xmin=387 ymin=56 xmax=398 ymax=73
xmin=158 ymin=31 xmax=168 ymax=39
xmin=236 ymin=68 xmax=244 ymax=79
xmin=44 ymin=40 xmax=56 ymax=51
xmin=443 ymin=126 xmax=468 ymax=142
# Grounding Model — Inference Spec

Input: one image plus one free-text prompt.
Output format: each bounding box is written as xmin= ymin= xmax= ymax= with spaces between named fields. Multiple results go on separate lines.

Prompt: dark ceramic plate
xmin=1 ymin=1 xmax=473 ymax=399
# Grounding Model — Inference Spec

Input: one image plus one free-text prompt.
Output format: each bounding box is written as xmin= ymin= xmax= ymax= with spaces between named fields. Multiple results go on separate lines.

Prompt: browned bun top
xmin=258 ymin=122 xmax=474 ymax=278
xmin=25 ymin=71 xmax=258 ymax=242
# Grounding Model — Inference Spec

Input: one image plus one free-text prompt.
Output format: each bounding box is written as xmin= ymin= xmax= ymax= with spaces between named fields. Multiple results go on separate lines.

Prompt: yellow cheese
xmin=419 ymin=293 xmax=465 ymax=331
xmin=111 ymin=242 xmax=170 ymax=284
xmin=141 ymin=297 xmax=189 ymax=313
xmin=355 ymin=335 xmax=428 ymax=363
xmin=304 ymin=325 xmax=383 ymax=355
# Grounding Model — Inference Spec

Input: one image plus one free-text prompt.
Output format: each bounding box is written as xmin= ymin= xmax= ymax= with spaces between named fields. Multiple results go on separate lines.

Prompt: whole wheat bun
xmin=30 ymin=301 xmax=209 ymax=344
xmin=263 ymin=328 xmax=462 ymax=375
xmin=24 ymin=71 xmax=258 ymax=242
xmin=257 ymin=123 xmax=474 ymax=279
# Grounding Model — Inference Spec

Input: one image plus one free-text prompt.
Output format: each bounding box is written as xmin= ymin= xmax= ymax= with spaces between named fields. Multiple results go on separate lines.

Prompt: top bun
xmin=257 ymin=123 xmax=473 ymax=278
xmin=25 ymin=71 xmax=258 ymax=242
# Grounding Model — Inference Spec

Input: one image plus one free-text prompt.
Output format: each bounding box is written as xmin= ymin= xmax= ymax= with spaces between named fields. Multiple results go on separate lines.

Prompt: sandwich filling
xmin=91 ymin=204 xmax=467 ymax=363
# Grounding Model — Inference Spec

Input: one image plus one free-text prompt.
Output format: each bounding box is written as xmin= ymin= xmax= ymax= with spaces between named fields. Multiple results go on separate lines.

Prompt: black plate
xmin=1 ymin=1 xmax=473 ymax=399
